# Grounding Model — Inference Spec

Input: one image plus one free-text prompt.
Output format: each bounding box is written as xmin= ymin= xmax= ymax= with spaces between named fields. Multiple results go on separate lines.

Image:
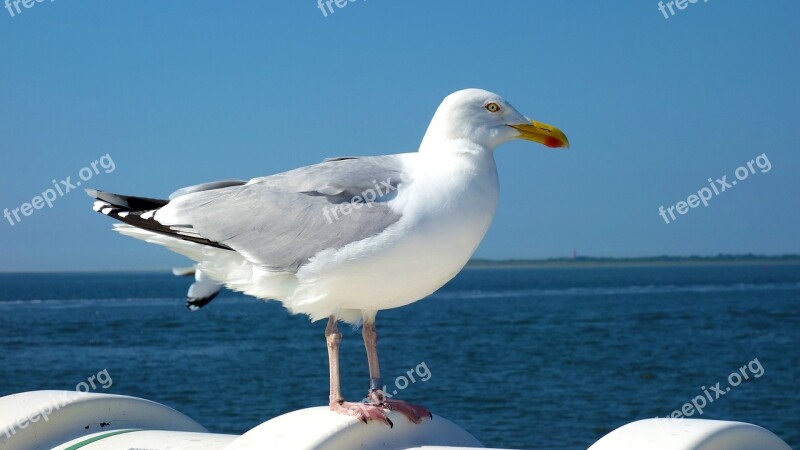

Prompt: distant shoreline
xmin=2 ymin=255 xmax=799 ymax=274
xmin=466 ymin=255 xmax=800 ymax=269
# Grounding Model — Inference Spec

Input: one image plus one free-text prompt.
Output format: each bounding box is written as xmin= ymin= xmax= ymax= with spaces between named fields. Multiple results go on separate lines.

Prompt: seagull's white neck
xmin=418 ymin=135 xmax=495 ymax=157
xmin=410 ymin=137 xmax=499 ymax=210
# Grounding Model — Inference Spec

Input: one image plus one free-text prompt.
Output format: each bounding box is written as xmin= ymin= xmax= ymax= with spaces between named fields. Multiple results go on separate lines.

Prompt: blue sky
xmin=1 ymin=1 xmax=798 ymax=271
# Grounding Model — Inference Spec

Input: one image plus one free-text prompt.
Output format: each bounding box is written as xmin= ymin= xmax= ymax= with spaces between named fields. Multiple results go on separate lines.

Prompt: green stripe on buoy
xmin=63 ymin=429 xmax=142 ymax=449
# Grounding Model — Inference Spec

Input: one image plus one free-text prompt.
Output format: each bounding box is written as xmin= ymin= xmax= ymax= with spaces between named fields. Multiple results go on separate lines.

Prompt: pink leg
xmin=363 ymin=319 xmax=432 ymax=424
xmin=326 ymin=316 xmax=392 ymax=426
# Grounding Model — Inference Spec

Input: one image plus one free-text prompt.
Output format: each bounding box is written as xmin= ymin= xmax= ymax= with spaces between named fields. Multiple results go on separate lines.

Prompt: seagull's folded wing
xmin=155 ymin=155 xmax=409 ymax=272
xmin=169 ymin=180 xmax=248 ymax=200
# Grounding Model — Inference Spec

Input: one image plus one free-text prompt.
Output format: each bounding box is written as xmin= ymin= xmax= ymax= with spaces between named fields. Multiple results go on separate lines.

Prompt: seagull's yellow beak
xmin=510 ymin=120 xmax=570 ymax=149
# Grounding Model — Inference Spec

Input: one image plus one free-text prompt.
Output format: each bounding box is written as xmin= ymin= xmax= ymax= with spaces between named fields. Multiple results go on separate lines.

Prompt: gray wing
xmin=155 ymin=155 xmax=409 ymax=272
xmin=169 ymin=180 xmax=248 ymax=200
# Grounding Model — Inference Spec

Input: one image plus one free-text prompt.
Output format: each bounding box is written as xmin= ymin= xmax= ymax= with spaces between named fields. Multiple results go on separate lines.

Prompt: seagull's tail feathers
xmin=87 ymin=189 xmax=298 ymax=306
xmin=86 ymin=188 xmax=169 ymax=229
xmin=86 ymin=189 xmax=232 ymax=250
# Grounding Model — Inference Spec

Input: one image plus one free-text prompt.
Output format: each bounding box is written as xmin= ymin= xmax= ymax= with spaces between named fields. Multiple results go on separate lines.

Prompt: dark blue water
xmin=1 ymin=264 xmax=798 ymax=449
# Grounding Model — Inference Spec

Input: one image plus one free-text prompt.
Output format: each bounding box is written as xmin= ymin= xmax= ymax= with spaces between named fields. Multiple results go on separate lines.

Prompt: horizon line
xmin=1 ymin=253 xmax=798 ymax=274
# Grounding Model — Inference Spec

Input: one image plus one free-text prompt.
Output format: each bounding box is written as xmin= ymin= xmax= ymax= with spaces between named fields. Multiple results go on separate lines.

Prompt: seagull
xmin=166 ymin=181 xmax=245 ymax=311
xmin=87 ymin=88 xmax=569 ymax=426
xmin=172 ymin=266 xmax=223 ymax=310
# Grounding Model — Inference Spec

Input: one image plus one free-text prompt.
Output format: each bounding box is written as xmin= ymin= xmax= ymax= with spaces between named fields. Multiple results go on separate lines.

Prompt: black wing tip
xmin=89 ymin=191 xmax=233 ymax=251
xmin=186 ymin=293 xmax=220 ymax=311
xmin=88 ymin=190 xmax=170 ymax=211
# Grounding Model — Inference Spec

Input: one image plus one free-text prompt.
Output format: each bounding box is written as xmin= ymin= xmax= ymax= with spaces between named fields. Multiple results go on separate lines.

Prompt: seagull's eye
xmin=485 ymin=102 xmax=501 ymax=113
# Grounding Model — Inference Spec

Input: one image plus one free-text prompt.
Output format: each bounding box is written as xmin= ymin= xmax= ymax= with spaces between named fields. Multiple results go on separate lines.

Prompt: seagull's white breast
xmin=288 ymin=150 xmax=499 ymax=319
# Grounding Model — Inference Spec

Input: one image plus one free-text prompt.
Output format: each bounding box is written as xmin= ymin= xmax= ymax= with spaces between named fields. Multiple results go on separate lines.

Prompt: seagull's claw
xmin=330 ymin=392 xmax=432 ymax=427
xmin=382 ymin=398 xmax=432 ymax=424
xmin=330 ymin=400 xmax=393 ymax=428
xmin=367 ymin=389 xmax=432 ymax=425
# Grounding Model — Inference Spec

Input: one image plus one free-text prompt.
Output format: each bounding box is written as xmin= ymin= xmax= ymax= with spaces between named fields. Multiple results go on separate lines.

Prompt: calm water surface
xmin=1 ymin=264 xmax=798 ymax=449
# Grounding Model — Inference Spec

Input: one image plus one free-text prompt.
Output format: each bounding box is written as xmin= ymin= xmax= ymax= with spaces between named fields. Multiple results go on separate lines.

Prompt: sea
xmin=1 ymin=264 xmax=798 ymax=449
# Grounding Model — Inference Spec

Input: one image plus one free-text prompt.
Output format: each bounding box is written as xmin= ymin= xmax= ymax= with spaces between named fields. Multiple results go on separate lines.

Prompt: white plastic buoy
xmin=0 ymin=391 xmax=484 ymax=450
xmin=588 ymin=418 xmax=792 ymax=450
xmin=0 ymin=390 xmax=233 ymax=450
xmin=1 ymin=391 xmax=793 ymax=450
xmin=225 ymin=406 xmax=484 ymax=450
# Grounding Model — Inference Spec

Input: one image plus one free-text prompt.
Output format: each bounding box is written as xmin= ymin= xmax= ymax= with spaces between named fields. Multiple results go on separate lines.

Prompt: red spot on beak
xmin=545 ymin=137 xmax=563 ymax=148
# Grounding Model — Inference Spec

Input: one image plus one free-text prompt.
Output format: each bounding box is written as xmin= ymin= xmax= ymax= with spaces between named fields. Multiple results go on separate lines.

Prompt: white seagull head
xmin=420 ymin=88 xmax=569 ymax=153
